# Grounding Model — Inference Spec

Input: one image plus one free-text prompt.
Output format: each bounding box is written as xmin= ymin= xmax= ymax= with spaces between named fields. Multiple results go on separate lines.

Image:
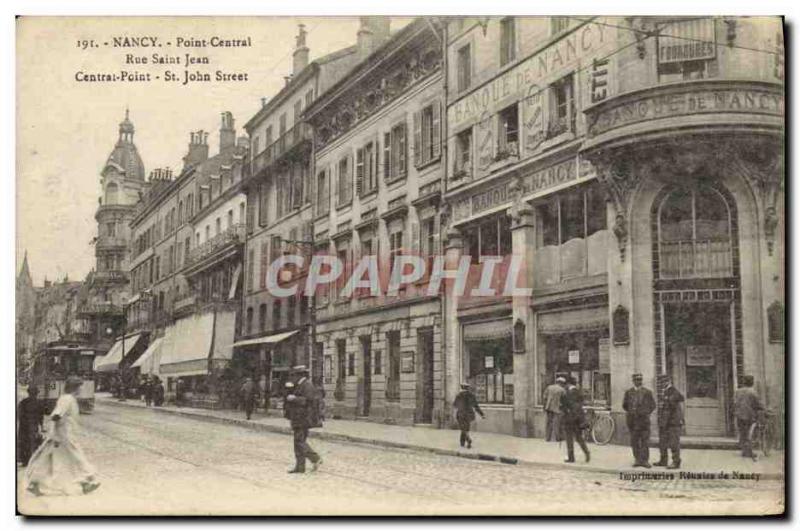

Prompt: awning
xmin=131 ymin=337 xmax=163 ymax=374
xmin=212 ymin=310 xmax=236 ymax=361
xmin=95 ymin=334 xmax=144 ymax=373
xmin=537 ymin=306 xmax=608 ymax=334
xmin=462 ymin=320 xmax=512 ymax=342
xmin=159 ymin=313 xmax=214 ymax=376
xmin=232 ymin=329 xmax=299 ymax=348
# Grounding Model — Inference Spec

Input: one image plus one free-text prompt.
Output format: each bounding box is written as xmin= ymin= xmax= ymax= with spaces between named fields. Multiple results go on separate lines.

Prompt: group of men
xmin=540 ymin=371 xmax=766 ymax=469
xmin=139 ymin=375 xmax=165 ymax=407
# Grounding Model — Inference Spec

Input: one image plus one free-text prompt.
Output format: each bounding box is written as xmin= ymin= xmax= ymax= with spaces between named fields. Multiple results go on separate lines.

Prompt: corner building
xmin=305 ymin=18 xmax=446 ymax=425
xmin=442 ymin=16 xmax=784 ymax=441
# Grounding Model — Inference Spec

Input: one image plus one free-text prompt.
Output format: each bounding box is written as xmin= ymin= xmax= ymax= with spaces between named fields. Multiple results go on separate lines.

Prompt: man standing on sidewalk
xmin=623 ymin=373 xmax=656 ymax=468
xmin=286 ymin=366 xmax=322 ymax=474
xmin=653 ymin=374 xmax=683 ymax=469
xmin=453 ymin=383 xmax=485 ymax=449
xmin=734 ymin=375 xmax=764 ymax=461
xmin=561 ymin=376 xmax=590 ymax=463
xmin=543 ymin=376 xmax=566 ymax=442
xmin=241 ymin=376 xmax=258 ymax=420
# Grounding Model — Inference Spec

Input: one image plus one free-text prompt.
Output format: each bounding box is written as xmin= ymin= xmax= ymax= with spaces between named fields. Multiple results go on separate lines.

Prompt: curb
xmin=97 ymin=399 xmax=784 ymax=480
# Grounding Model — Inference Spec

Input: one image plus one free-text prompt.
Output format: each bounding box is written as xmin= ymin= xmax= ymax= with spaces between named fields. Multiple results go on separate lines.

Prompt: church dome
xmin=103 ymin=109 xmax=145 ymax=181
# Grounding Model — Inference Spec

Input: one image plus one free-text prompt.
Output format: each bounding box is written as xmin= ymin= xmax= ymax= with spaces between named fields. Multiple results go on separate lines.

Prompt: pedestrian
xmin=285 ymin=365 xmax=322 ymax=474
xmin=734 ymin=375 xmax=764 ymax=461
xmin=653 ymin=374 xmax=684 ymax=469
xmin=24 ymin=377 xmax=101 ymax=496
xmin=143 ymin=376 xmax=153 ymax=407
xmin=175 ymin=378 xmax=185 ymax=407
xmin=318 ymin=386 xmax=327 ymax=422
xmin=561 ymin=376 xmax=590 ymax=463
xmin=543 ymin=376 xmax=566 ymax=442
xmin=453 ymin=382 xmax=485 ymax=449
xmin=153 ymin=377 xmax=165 ymax=407
xmin=622 ymin=373 xmax=656 ymax=468
xmin=17 ymin=385 xmax=45 ymax=467
xmin=241 ymin=376 xmax=257 ymax=420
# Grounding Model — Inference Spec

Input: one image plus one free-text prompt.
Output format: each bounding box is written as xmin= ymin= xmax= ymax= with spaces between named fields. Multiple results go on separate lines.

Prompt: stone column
xmin=442 ymin=227 xmax=464 ymax=428
xmin=510 ymin=201 xmax=535 ymax=438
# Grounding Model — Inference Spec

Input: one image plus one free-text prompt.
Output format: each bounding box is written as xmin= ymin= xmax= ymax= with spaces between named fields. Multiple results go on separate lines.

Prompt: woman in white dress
xmin=24 ymin=377 xmax=100 ymax=496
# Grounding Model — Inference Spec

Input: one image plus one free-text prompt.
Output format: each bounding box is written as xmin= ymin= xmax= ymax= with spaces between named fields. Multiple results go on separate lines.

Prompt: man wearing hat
xmin=561 ymin=375 xmax=590 ymax=463
xmin=543 ymin=376 xmax=566 ymax=442
xmin=734 ymin=375 xmax=764 ymax=460
xmin=653 ymin=374 xmax=684 ymax=469
xmin=17 ymin=385 xmax=45 ymax=466
xmin=240 ymin=376 xmax=258 ymax=420
xmin=285 ymin=365 xmax=322 ymax=473
xmin=453 ymin=383 xmax=485 ymax=449
xmin=623 ymin=373 xmax=656 ymax=468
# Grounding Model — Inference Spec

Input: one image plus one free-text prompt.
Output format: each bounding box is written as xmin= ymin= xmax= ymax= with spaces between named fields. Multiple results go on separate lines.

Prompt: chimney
xmin=219 ymin=111 xmax=236 ymax=153
xmin=293 ymin=24 xmax=310 ymax=76
xmin=183 ymin=130 xmax=209 ymax=169
xmin=357 ymin=17 xmax=391 ymax=60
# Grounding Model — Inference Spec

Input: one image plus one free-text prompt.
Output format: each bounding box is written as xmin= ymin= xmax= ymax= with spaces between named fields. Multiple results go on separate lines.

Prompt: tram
xmin=27 ymin=341 xmax=99 ymax=413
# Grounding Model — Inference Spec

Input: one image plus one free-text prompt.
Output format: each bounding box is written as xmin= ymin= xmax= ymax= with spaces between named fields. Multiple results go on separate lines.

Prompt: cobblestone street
xmin=17 ymin=402 xmax=784 ymax=516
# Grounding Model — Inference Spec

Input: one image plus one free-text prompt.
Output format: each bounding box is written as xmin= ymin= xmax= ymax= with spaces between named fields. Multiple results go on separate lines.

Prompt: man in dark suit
xmin=453 ymin=383 xmax=485 ymax=449
xmin=734 ymin=375 xmax=764 ymax=460
xmin=622 ymin=373 xmax=656 ymax=468
xmin=561 ymin=376 xmax=590 ymax=463
xmin=17 ymin=385 xmax=45 ymax=466
xmin=653 ymin=374 xmax=684 ymax=469
xmin=240 ymin=376 xmax=258 ymax=420
xmin=286 ymin=366 xmax=322 ymax=474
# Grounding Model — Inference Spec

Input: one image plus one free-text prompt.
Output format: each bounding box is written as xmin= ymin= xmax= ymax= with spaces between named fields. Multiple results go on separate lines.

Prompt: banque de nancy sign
xmin=449 ymin=20 xmax=609 ymax=129
xmin=587 ymin=82 xmax=785 ymax=137
xmin=452 ymin=157 xmax=593 ymax=223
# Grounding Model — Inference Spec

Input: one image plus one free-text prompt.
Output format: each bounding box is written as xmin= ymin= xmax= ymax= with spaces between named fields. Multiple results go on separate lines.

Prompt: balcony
xmin=78 ymin=301 xmax=125 ymax=317
xmin=659 ymin=239 xmax=733 ymax=279
xmin=173 ymin=293 xmax=197 ymax=316
xmin=95 ymin=236 xmax=128 ymax=250
xmin=184 ymin=224 xmax=245 ymax=271
xmin=246 ymin=122 xmax=312 ymax=179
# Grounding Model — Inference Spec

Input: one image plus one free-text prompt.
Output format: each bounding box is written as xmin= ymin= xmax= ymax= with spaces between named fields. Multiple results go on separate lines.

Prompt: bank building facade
xmin=440 ymin=16 xmax=783 ymax=442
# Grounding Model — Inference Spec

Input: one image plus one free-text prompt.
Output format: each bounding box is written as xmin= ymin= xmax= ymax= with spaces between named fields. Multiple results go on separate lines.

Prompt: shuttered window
xmin=337 ymin=154 xmax=352 ymax=207
xmin=414 ymin=101 xmax=441 ymax=168
xmin=385 ymin=122 xmax=408 ymax=182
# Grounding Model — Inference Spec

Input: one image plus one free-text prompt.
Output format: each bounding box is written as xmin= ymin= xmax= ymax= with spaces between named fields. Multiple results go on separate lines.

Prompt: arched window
xmin=105 ymin=182 xmax=119 ymax=205
xmin=658 ymin=186 xmax=732 ymax=279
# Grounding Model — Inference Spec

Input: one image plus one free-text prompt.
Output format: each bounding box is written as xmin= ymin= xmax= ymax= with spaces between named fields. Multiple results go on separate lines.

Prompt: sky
xmin=16 ymin=16 xmax=410 ymax=285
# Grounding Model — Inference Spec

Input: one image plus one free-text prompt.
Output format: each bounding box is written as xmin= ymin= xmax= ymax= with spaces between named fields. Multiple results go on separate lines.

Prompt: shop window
xmin=387 ymin=331 xmax=401 ymax=401
xmin=457 ymin=43 xmax=472 ymax=93
xmin=658 ymin=186 xmax=732 ymax=279
xmin=464 ymin=213 xmax=512 ymax=264
xmin=337 ymin=155 xmax=352 ymax=208
xmin=497 ymin=104 xmax=519 ymax=159
xmin=534 ymin=183 xmax=608 ymax=286
xmin=414 ymin=102 xmax=442 ymax=168
xmin=465 ymin=332 xmax=513 ymax=404
xmin=547 ymin=74 xmax=575 ymax=138
xmin=542 ymin=331 xmax=610 ymax=406
xmin=500 ymin=17 xmax=516 ymax=66
xmin=453 ymin=127 xmax=473 ymax=180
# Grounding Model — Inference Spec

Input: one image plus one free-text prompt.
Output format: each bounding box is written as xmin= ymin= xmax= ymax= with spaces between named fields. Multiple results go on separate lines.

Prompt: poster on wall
xmin=568 ymin=349 xmax=580 ymax=364
xmin=484 ymin=356 xmax=495 ymax=369
xmin=522 ymin=86 xmax=545 ymax=154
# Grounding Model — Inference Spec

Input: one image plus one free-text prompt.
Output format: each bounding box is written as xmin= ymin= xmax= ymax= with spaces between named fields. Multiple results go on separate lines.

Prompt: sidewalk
xmin=96 ymin=394 xmax=784 ymax=479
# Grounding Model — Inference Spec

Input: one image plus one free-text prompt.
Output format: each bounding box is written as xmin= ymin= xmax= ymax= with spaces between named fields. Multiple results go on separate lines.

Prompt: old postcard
xmin=15 ymin=15 xmax=785 ymax=516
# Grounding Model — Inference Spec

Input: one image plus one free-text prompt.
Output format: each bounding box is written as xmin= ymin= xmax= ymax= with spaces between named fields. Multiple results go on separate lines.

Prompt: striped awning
xmin=159 ymin=313 xmax=214 ymax=376
xmin=95 ymin=334 xmax=144 ymax=373
xmin=131 ymin=337 xmax=163 ymax=374
xmin=232 ymin=329 xmax=299 ymax=348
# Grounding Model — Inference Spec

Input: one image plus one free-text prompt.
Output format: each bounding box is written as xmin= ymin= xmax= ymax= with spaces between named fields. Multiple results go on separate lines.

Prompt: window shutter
xmin=334 ymin=165 xmax=340 ymax=207
xmin=302 ymin=221 xmax=312 ymax=244
xmin=347 ymin=153 xmax=354 ymax=202
xmin=413 ymin=110 xmax=422 ymax=168
xmin=399 ymin=123 xmax=408 ymax=177
xmin=411 ymin=221 xmax=420 ymax=254
xmin=246 ymin=198 xmax=255 ymax=234
xmin=260 ymin=241 xmax=268 ymax=289
xmin=373 ymin=135 xmax=380 ymax=188
xmin=432 ymin=101 xmax=442 ymax=161
xmin=383 ymin=132 xmax=391 ymax=180
xmin=433 ymin=214 xmax=441 ymax=255
xmin=356 ymin=147 xmax=365 ymax=197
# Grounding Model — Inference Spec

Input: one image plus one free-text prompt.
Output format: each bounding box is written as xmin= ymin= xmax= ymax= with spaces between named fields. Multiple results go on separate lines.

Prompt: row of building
xmin=19 ymin=16 xmax=784 ymax=442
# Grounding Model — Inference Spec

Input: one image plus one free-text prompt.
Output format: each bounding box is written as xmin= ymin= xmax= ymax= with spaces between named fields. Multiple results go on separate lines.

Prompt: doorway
xmin=358 ymin=335 xmax=372 ymax=417
xmin=662 ymin=302 xmax=734 ymax=436
xmin=416 ymin=328 xmax=434 ymax=424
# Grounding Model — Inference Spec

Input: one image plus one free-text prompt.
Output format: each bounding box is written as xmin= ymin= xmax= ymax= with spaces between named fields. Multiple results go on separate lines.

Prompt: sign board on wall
xmin=686 ymin=345 xmax=716 ymax=367
xmin=484 ymin=356 xmax=495 ymax=369
xmin=658 ymin=18 xmax=716 ymax=64
xmin=568 ymin=350 xmax=580 ymax=364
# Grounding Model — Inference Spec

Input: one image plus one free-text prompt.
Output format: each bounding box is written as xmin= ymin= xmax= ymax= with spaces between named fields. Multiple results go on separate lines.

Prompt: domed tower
xmin=95 ymin=109 xmax=147 ymax=282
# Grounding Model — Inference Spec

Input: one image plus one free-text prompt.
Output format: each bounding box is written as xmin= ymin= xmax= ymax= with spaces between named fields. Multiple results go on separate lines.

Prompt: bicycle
xmin=582 ymin=407 xmax=616 ymax=445
xmin=747 ymin=408 xmax=778 ymax=458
